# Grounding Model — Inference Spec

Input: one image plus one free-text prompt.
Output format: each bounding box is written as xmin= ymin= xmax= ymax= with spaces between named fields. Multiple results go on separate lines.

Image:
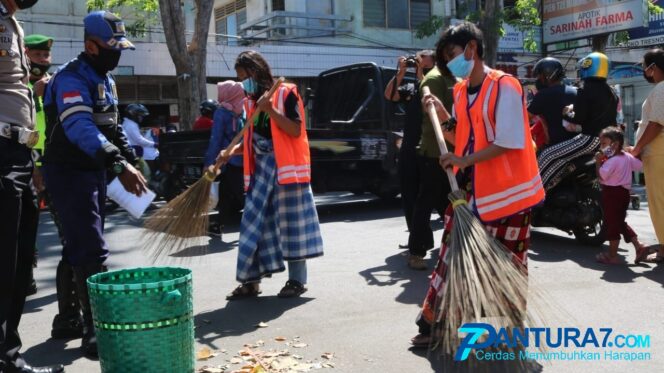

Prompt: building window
xmin=363 ymin=0 xmax=431 ymax=29
xmin=214 ymin=0 xmax=247 ymax=44
xmin=272 ymin=0 xmax=285 ymax=11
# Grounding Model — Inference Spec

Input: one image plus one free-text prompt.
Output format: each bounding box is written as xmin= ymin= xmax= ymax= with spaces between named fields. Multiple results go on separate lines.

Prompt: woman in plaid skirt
xmin=218 ymin=51 xmax=323 ymax=300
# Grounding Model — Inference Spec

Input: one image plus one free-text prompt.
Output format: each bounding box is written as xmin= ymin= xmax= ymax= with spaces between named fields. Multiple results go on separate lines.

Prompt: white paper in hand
xmin=107 ymin=178 xmax=156 ymax=219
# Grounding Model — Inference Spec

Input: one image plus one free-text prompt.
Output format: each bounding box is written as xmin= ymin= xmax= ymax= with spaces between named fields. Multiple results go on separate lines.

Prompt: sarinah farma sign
xmin=543 ymin=0 xmax=648 ymax=44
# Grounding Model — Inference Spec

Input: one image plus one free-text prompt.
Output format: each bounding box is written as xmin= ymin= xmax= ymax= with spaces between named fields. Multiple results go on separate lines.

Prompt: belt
xmin=0 ymin=122 xmax=39 ymax=148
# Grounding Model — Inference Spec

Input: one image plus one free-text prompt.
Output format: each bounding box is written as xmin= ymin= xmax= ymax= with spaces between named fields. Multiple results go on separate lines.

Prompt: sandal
xmin=635 ymin=245 xmax=649 ymax=264
xmin=410 ymin=334 xmax=431 ymax=348
xmin=277 ymin=280 xmax=307 ymax=298
xmin=645 ymin=253 xmax=664 ymax=263
xmin=226 ymin=283 xmax=261 ymax=300
xmin=596 ymin=252 xmax=622 ymax=265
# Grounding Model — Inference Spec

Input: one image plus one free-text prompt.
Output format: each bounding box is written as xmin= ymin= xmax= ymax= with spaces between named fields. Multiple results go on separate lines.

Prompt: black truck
xmin=156 ymin=62 xmax=414 ymax=201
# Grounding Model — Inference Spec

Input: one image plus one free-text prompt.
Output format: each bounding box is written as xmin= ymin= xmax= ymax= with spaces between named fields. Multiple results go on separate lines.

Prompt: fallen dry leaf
xmin=270 ymin=356 xmax=299 ymax=370
xmin=323 ymin=362 xmax=335 ymax=368
xmin=274 ymin=336 xmax=287 ymax=342
xmin=292 ymin=343 xmax=308 ymax=348
xmin=239 ymin=350 xmax=252 ymax=356
xmin=321 ymin=352 xmax=334 ymax=360
xmin=196 ymin=347 xmax=217 ymax=360
xmin=230 ymin=357 xmax=243 ymax=364
xmin=256 ymin=322 xmax=269 ymax=328
xmin=200 ymin=367 xmax=224 ymax=373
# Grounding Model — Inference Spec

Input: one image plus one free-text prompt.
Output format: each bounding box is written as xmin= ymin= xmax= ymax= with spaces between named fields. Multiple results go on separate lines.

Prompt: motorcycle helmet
xmin=200 ymin=99 xmax=218 ymax=117
xmin=533 ymin=57 xmax=565 ymax=84
xmin=577 ymin=52 xmax=610 ymax=80
xmin=124 ymin=103 xmax=150 ymax=124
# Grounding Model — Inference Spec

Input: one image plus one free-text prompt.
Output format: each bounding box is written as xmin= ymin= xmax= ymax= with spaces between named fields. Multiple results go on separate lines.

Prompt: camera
xmin=405 ymin=55 xmax=418 ymax=67
xmin=397 ymin=82 xmax=416 ymax=101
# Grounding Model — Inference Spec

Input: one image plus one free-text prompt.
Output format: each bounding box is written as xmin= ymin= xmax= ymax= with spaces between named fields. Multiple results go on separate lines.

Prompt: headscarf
xmin=217 ymin=80 xmax=245 ymax=115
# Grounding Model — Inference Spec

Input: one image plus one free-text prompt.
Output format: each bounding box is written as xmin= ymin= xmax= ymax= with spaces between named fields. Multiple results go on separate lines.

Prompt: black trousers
xmin=408 ymin=156 xmax=451 ymax=257
xmin=0 ymin=139 xmax=36 ymax=369
xmin=216 ymin=164 xmax=244 ymax=227
xmin=398 ymin=147 xmax=419 ymax=232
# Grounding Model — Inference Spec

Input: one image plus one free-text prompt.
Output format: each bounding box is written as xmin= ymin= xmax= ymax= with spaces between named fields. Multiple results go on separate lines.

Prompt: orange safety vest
xmin=243 ymin=82 xmax=311 ymax=190
xmin=453 ymin=69 xmax=545 ymax=222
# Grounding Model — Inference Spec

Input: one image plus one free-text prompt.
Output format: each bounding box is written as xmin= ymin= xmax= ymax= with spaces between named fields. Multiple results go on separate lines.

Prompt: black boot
xmin=51 ymin=260 xmax=83 ymax=339
xmin=73 ymin=264 xmax=106 ymax=358
xmin=27 ymin=266 xmax=37 ymax=296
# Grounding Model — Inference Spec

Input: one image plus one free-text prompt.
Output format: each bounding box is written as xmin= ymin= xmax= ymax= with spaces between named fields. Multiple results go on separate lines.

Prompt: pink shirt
xmin=599 ymin=152 xmax=642 ymax=190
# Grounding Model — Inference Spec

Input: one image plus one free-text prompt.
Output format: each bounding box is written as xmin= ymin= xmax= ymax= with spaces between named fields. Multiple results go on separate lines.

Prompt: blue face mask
xmin=446 ymin=46 xmax=475 ymax=79
xmin=242 ymin=78 xmax=258 ymax=95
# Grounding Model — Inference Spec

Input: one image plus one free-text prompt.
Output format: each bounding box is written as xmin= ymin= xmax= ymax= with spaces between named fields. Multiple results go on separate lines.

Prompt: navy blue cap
xmin=84 ymin=10 xmax=135 ymax=50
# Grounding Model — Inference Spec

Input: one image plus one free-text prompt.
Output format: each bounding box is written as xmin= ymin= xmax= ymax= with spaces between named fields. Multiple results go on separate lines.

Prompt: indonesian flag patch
xmin=62 ymin=91 xmax=83 ymax=104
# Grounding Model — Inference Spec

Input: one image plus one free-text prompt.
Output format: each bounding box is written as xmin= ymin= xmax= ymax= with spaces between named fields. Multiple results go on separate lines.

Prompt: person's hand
xmin=562 ymin=104 xmax=573 ymax=115
xmin=631 ymin=145 xmax=642 ymax=158
xmin=439 ymin=153 xmax=469 ymax=170
xmin=256 ymin=92 xmax=273 ymax=113
xmin=216 ymin=147 xmax=232 ymax=165
xmin=594 ymin=152 xmax=606 ymax=164
xmin=32 ymin=167 xmax=45 ymax=192
xmin=422 ymin=93 xmax=451 ymax=122
xmin=562 ymin=120 xmax=579 ymax=133
xmin=118 ymin=163 xmax=148 ymax=196
xmin=397 ymin=56 xmax=407 ymax=75
xmin=33 ymin=76 xmax=50 ymax=98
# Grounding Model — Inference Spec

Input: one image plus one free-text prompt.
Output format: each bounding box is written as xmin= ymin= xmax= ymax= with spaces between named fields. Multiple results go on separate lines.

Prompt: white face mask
xmin=602 ymin=145 xmax=615 ymax=158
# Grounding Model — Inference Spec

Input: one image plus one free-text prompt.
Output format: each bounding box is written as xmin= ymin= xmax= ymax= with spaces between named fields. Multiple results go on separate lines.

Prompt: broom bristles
xmin=434 ymin=190 xmax=553 ymax=359
xmin=142 ymin=175 xmax=214 ymax=260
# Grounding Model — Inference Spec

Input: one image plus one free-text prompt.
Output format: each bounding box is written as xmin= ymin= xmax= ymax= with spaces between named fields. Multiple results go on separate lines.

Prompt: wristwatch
xmin=112 ymin=159 xmax=128 ymax=175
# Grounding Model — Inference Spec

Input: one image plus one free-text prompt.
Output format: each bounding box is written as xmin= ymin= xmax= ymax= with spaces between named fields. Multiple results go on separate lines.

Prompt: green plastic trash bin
xmin=87 ymin=267 xmax=194 ymax=373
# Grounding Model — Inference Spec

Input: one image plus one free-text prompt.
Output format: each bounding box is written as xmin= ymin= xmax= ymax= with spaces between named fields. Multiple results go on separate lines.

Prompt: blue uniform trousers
xmin=43 ymin=163 xmax=108 ymax=267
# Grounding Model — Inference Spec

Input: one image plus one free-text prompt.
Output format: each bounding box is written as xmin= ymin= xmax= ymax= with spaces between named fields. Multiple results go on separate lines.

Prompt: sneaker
xmin=408 ymin=255 xmax=427 ymax=270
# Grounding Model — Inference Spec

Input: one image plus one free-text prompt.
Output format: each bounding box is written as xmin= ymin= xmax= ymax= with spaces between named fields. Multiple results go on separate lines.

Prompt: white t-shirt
xmin=454 ymin=66 xmax=526 ymax=150
xmin=122 ymin=118 xmax=160 ymax=161
xmin=636 ymin=81 xmax=664 ymax=156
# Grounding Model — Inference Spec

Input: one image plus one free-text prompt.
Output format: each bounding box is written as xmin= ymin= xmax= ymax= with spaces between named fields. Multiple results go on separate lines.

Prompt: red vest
xmin=243 ymin=82 xmax=311 ymax=190
xmin=453 ymin=69 xmax=545 ymax=221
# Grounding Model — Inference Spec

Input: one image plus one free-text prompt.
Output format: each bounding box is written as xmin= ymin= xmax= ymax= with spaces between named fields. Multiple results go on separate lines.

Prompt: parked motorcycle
xmin=532 ymin=154 xmax=606 ymax=245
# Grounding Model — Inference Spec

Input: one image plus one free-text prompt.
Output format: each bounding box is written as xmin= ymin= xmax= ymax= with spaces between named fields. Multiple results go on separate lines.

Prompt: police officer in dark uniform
xmin=42 ymin=10 xmax=146 ymax=358
xmin=0 ymin=0 xmax=65 ymax=371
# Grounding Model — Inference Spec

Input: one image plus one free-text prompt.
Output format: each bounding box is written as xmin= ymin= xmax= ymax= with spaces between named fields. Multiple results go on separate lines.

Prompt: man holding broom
xmin=42 ymin=11 xmax=146 ymax=357
xmin=411 ymin=22 xmax=545 ymax=349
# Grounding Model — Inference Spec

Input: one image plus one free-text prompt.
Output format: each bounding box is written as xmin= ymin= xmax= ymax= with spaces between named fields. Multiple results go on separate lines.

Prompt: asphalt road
xmin=19 ymin=193 xmax=664 ymax=373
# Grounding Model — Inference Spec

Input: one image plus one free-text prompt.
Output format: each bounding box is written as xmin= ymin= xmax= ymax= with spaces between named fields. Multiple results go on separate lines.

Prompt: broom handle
xmin=211 ymin=77 xmax=286 ymax=173
xmin=422 ymin=86 xmax=459 ymax=192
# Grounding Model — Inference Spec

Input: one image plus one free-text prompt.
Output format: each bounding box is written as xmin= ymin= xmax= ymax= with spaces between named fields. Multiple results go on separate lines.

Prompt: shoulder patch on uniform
xmin=62 ymin=91 xmax=83 ymax=104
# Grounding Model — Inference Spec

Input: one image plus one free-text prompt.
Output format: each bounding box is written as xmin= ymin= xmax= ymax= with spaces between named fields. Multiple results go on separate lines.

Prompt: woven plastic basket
xmin=87 ymin=267 xmax=194 ymax=373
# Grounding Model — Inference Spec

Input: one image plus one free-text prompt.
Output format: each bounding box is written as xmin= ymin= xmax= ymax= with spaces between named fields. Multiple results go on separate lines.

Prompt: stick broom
xmin=143 ymin=78 xmax=285 ymax=259
xmin=422 ymin=86 xmax=532 ymax=357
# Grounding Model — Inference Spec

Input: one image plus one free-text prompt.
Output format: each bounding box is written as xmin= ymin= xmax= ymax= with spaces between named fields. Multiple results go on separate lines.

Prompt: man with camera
xmin=407 ymin=48 xmax=456 ymax=270
xmin=384 ymin=50 xmax=434 ymax=251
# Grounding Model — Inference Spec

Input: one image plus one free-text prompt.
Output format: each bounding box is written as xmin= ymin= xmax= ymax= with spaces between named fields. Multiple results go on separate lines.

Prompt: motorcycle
xmin=531 ymin=154 xmax=606 ymax=245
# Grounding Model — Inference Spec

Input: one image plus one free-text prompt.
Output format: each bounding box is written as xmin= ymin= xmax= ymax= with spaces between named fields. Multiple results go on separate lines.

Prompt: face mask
xmin=602 ymin=145 xmax=615 ymax=158
xmin=422 ymin=67 xmax=432 ymax=76
xmin=644 ymin=71 xmax=655 ymax=84
xmin=90 ymin=43 xmax=121 ymax=74
xmin=535 ymin=80 xmax=547 ymax=91
xmin=242 ymin=77 xmax=258 ymax=95
xmin=446 ymin=45 xmax=475 ymax=79
xmin=30 ymin=61 xmax=51 ymax=77
xmin=16 ymin=0 xmax=39 ymax=9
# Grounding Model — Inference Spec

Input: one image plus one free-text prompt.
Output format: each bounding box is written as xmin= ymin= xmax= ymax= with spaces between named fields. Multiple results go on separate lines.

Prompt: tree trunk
xmin=481 ymin=0 xmax=503 ymax=67
xmin=591 ymin=34 xmax=609 ymax=52
xmin=158 ymin=0 xmax=213 ymax=130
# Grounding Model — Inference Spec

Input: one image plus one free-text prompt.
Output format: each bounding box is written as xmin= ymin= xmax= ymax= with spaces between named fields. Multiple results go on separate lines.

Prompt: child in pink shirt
xmin=595 ymin=127 xmax=647 ymax=264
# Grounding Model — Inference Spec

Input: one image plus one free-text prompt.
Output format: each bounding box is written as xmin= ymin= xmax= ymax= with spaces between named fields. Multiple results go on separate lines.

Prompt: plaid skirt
xmin=236 ymin=152 xmax=324 ymax=282
xmin=418 ymin=189 xmax=531 ymax=333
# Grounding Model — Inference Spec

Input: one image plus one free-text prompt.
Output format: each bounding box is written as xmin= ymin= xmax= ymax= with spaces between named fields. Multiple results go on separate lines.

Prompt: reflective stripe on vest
xmin=453 ymin=69 xmax=545 ymax=221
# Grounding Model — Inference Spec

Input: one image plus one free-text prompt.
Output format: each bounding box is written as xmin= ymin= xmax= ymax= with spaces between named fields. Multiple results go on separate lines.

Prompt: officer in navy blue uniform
xmin=42 ymin=10 xmax=146 ymax=358
xmin=0 ymin=0 xmax=65 ymax=372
